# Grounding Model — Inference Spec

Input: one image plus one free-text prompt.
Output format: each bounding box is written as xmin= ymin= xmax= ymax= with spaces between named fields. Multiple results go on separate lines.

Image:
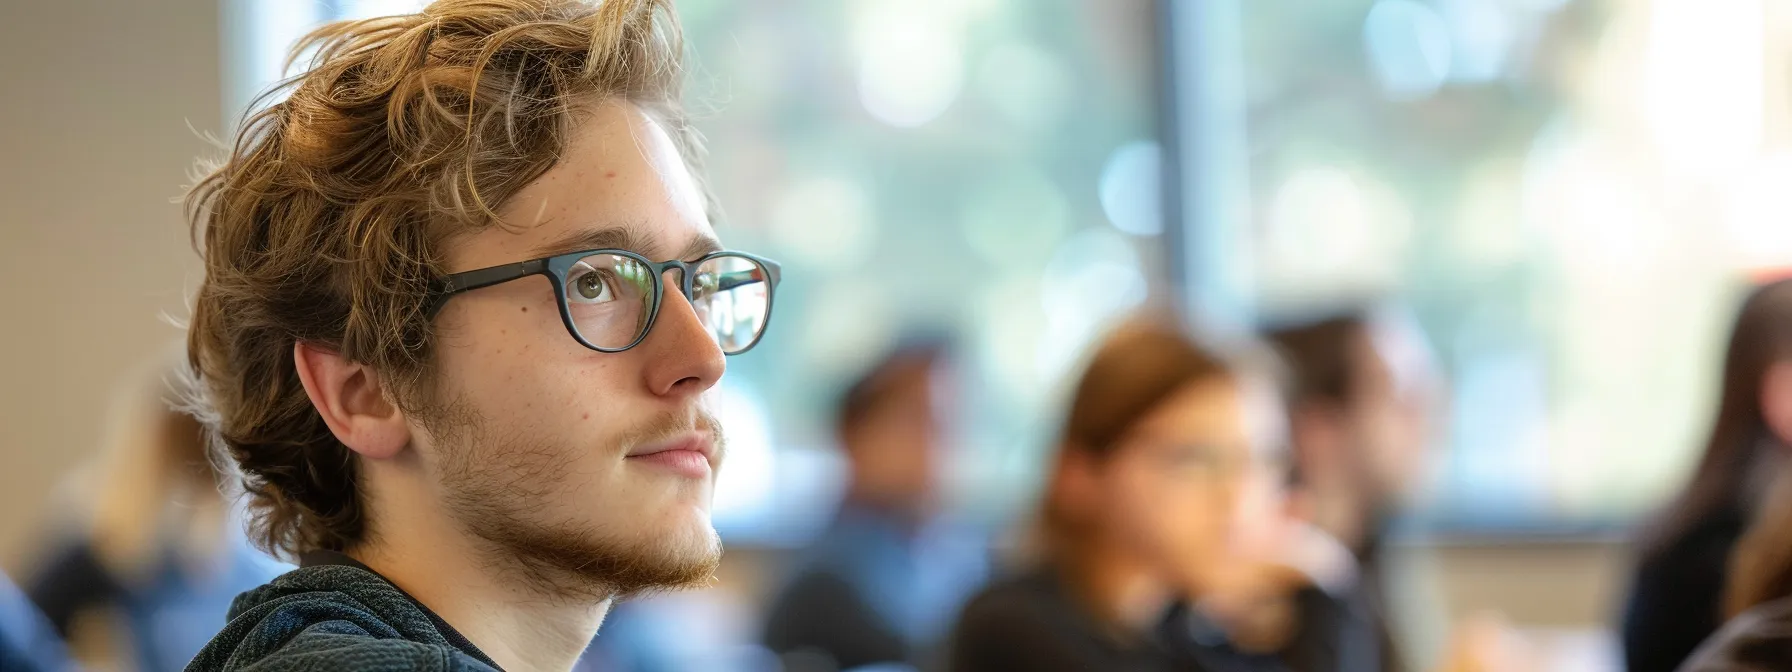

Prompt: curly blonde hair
xmin=183 ymin=0 xmax=703 ymax=558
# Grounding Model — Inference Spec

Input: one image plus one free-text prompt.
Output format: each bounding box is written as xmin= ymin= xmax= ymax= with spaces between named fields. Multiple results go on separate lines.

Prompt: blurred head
xmin=835 ymin=338 xmax=955 ymax=515
xmin=1646 ymin=277 xmax=1792 ymax=559
xmin=1704 ymin=276 xmax=1792 ymax=461
xmin=84 ymin=351 xmax=224 ymax=573
xmin=1044 ymin=318 xmax=1287 ymax=597
xmin=118 ymin=352 xmax=215 ymax=483
xmin=1266 ymin=306 xmax=1440 ymax=516
xmin=185 ymin=0 xmax=751 ymax=598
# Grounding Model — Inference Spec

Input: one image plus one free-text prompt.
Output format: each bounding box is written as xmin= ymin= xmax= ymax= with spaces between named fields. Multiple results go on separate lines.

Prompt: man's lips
xmin=624 ymin=432 xmax=717 ymax=478
xmin=625 ymin=432 xmax=716 ymax=460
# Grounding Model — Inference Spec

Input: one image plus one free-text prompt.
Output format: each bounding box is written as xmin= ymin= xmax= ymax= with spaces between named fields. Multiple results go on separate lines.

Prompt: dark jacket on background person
xmin=1678 ymin=594 xmax=1792 ymax=671
xmin=26 ymin=535 xmax=284 ymax=672
xmin=1294 ymin=530 xmax=1402 ymax=672
xmin=1623 ymin=504 xmax=1749 ymax=672
xmin=183 ymin=552 xmax=500 ymax=672
xmin=947 ymin=567 xmax=1285 ymax=672
xmin=762 ymin=503 xmax=988 ymax=671
xmin=1278 ymin=583 xmax=1386 ymax=672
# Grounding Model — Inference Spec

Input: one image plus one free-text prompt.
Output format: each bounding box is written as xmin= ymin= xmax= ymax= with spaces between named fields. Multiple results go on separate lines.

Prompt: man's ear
xmin=1762 ymin=361 xmax=1792 ymax=447
xmin=293 ymin=342 xmax=410 ymax=460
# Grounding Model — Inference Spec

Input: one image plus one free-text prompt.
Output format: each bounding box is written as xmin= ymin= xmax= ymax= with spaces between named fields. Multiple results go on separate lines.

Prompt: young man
xmin=180 ymin=1 xmax=779 ymax=671
xmin=1263 ymin=306 xmax=1442 ymax=672
xmin=761 ymin=339 xmax=988 ymax=670
xmin=1267 ymin=307 xmax=1439 ymax=561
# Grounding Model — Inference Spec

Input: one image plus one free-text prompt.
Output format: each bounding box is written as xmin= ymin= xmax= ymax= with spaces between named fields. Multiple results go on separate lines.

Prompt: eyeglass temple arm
xmin=425 ymin=259 xmax=550 ymax=318
xmin=716 ymin=271 xmax=763 ymax=292
xmin=716 ymin=258 xmax=781 ymax=292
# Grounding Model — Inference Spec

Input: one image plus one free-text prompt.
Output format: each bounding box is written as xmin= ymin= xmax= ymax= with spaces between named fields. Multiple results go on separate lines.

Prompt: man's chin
xmin=462 ymin=512 xmax=722 ymax=600
xmin=610 ymin=525 xmax=724 ymax=598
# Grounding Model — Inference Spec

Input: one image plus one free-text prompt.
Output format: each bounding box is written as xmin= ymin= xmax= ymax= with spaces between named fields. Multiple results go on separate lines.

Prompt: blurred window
xmin=1171 ymin=0 xmax=1792 ymax=529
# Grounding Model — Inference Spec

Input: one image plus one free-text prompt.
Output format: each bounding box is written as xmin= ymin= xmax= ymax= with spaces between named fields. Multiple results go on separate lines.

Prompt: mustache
xmin=617 ymin=409 xmax=725 ymax=458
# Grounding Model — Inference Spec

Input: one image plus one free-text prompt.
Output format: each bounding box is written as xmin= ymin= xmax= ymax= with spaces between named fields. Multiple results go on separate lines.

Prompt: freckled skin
xmin=417 ymin=101 xmax=728 ymax=569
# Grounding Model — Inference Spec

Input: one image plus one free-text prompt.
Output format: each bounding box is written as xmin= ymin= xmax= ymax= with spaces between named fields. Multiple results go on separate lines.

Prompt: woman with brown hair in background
xmin=1623 ymin=276 xmax=1792 ymax=672
xmin=1679 ymin=296 xmax=1792 ymax=670
xmin=946 ymin=316 xmax=1295 ymax=672
xmin=1677 ymin=456 xmax=1792 ymax=669
xmin=22 ymin=352 xmax=285 ymax=672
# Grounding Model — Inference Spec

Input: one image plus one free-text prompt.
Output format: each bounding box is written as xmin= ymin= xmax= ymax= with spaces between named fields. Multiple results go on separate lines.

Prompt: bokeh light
xmin=960 ymin=166 xmax=1072 ymax=269
xmin=853 ymin=0 xmax=969 ymax=127
xmin=974 ymin=41 xmax=1073 ymax=133
xmin=1035 ymin=227 xmax=1148 ymax=383
xmin=1363 ymin=0 xmax=1453 ymax=100
xmin=768 ymin=175 xmax=877 ymax=271
xmin=1724 ymin=152 xmax=1792 ymax=268
xmin=1098 ymin=140 xmax=1163 ymax=237
xmin=1260 ymin=164 xmax=1413 ymax=297
xmin=1643 ymin=0 xmax=1765 ymax=178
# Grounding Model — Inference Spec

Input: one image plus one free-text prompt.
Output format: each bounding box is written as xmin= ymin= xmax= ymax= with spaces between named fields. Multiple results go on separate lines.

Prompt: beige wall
xmin=0 ymin=0 xmax=221 ymax=569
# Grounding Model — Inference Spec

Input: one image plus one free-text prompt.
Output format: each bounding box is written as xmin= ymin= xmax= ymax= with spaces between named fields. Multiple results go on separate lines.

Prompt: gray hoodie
xmin=183 ymin=553 xmax=501 ymax=672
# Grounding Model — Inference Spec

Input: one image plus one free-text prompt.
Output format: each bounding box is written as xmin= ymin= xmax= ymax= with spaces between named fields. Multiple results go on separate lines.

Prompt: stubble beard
xmin=420 ymin=396 xmax=726 ymax=604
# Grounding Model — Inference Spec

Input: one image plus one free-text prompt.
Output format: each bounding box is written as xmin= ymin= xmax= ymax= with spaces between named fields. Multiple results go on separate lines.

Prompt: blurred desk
xmin=1384 ymin=535 xmax=1627 ymax=671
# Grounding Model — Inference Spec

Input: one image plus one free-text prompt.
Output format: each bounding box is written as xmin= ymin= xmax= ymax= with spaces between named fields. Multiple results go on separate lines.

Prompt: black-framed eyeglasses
xmin=425 ymin=249 xmax=782 ymax=355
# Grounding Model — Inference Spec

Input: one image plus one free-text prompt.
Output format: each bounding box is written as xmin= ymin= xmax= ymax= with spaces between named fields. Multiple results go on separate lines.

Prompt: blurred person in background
xmin=762 ymin=337 xmax=989 ymax=671
xmin=1676 ymin=430 xmax=1792 ymax=670
xmin=1624 ymin=276 xmax=1792 ymax=672
xmin=947 ymin=317 xmax=1293 ymax=672
xmin=23 ymin=352 xmax=283 ymax=672
xmin=1264 ymin=305 xmax=1443 ymax=672
xmin=176 ymin=0 xmax=780 ymax=670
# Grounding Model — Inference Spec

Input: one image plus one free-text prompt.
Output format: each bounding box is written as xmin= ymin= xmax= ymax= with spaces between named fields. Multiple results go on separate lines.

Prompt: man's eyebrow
xmin=529 ymin=226 xmax=650 ymax=259
xmin=678 ymin=234 xmax=724 ymax=260
xmin=530 ymin=224 xmax=725 ymax=261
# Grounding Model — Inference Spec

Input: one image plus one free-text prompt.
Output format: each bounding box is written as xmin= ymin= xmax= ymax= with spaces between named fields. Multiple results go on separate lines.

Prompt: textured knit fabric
xmin=183 ymin=556 xmax=502 ymax=672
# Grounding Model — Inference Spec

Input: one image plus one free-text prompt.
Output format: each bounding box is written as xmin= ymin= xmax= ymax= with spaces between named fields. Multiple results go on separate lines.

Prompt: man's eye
xmin=569 ymin=271 xmax=616 ymax=303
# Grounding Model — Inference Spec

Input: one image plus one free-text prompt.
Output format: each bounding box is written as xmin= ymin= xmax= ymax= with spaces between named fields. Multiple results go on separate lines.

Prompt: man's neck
xmin=351 ymin=492 xmax=611 ymax=672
